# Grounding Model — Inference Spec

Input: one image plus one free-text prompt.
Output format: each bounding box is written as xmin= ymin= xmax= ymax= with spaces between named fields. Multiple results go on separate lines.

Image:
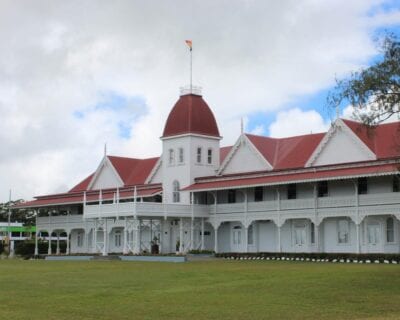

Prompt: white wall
xmin=221 ymin=137 xmax=270 ymax=175
xmin=91 ymin=161 xmax=123 ymax=190
xmin=313 ymin=125 xmax=375 ymax=166
xmin=162 ymin=135 xmax=220 ymax=204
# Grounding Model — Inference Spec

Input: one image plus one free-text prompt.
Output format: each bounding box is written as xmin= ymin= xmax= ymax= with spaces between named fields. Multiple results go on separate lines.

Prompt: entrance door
xmin=367 ymin=222 xmax=381 ymax=253
xmin=232 ymin=226 xmax=242 ymax=252
xmin=294 ymin=223 xmax=306 ymax=252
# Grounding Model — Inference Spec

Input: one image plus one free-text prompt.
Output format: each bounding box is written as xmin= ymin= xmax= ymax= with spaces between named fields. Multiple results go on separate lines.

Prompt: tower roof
xmin=162 ymin=94 xmax=220 ymax=138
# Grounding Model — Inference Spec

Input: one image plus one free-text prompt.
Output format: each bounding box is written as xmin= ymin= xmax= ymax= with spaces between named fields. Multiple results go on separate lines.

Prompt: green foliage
xmin=0 ymin=241 xmax=3 ymax=254
xmin=188 ymin=249 xmax=215 ymax=254
xmin=15 ymin=240 xmax=67 ymax=257
xmin=328 ymin=33 xmax=400 ymax=124
xmin=0 ymin=199 xmax=35 ymax=225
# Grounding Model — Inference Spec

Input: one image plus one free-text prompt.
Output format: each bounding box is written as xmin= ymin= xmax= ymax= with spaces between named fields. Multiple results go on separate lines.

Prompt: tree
xmin=0 ymin=200 xmax=35 ymax=225
xmin=327 ymin=33 xmax=400 ymax=125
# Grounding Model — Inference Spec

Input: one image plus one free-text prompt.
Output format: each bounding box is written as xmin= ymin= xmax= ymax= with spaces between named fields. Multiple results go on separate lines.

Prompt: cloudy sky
xmin=1 ymin=0 xmax=400 ymax=202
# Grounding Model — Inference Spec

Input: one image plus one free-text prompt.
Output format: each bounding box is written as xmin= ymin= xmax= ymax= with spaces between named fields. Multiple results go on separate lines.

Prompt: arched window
xmin=387 ymin=217 xmax=394 ymax=243
xmin=173 ymin=180 xmax=180 ymax=203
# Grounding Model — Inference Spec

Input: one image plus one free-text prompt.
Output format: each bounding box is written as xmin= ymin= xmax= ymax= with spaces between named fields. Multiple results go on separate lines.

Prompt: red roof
xmin=162 ymin=94 xmax=220 ymax=138
xmin=108 ymin=156 xmax=159 ymax=186
xmin=343 ymin=119 xmax=400 ymax=159
xmin=15 ymin=185 xmax=162 ymax=208
xmin=184 ymin=162 xmax=400 ymax=191
xmin=220 ymin=146 xmax=232 ymax=163
xmin=245 ymin=133 xmax=325 ymax=169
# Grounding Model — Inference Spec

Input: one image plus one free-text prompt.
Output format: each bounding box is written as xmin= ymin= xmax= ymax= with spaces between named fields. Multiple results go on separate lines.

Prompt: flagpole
xmin=190 ymin=46 xmax=192 ymax=93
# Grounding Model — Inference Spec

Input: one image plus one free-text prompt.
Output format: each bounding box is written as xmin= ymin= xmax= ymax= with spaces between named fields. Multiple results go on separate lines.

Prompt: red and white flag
xmin=185 ymin=40 xmax=192 ymax=51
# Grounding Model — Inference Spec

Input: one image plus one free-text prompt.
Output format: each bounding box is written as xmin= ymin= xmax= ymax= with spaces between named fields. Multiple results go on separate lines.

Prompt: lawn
xmin=0 ymin=260 xmax=399 ymax=320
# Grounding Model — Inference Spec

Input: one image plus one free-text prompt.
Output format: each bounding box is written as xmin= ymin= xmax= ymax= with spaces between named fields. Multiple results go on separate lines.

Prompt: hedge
xmin=15 ymin=240 xmax=67 ymax=257
xmin=215 ymin=252 xmax=400 ymax=263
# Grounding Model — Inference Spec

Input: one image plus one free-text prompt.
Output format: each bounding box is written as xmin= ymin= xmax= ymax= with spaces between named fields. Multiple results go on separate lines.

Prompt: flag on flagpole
xmin=185 ymin=40 xmax=192 ymax=51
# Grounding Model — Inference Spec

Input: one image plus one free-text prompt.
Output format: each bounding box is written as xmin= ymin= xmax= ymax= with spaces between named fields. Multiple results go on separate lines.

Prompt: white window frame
xmin=168 ymin=149 xmax=175 ymax=166
xmin=386 ymin=217 xmax=395 ymax=243
xmin=247 ymin=224 xmax=254 ymax=245
xmin=115 ymin=230 xmax=122 ymax=247
xmin=196 ymin=147 xmax=202 ymax=164
xmin=178 ymin=147 xmax=184 ymax=164
xmin=207 ymin=148 xmax=213 ymax=165
xmin=173 ymin=180 xmax=180 ymax=203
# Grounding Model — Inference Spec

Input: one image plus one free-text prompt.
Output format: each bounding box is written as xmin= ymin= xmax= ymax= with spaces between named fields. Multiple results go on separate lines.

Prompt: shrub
xmin=15 ymin=240 xmax=67 ymax=257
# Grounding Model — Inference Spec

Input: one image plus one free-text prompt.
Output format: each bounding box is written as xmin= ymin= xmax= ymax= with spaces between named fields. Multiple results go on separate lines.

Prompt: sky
xmin=0 ymin=0 xmax=400 ymax=202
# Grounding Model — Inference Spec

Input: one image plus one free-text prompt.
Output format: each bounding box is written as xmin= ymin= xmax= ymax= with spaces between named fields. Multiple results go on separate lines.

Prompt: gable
xmin=146 ymin=159 xmax=163 ymax=184
xmin=220 ymin=136 xmax=272 ymax=175
xmin=307 ymin=120 xmax=376 ymax=167
xmin=90 ymin=160 xmax=124 ymax=190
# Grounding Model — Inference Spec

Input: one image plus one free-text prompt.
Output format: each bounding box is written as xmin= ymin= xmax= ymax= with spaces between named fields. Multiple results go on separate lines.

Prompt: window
xmin=294 ymin=224 xmax=306 ymax=245
xmin=197 ymin=147 xmax=202 ymax=163
xmin=115 ymin=230 xmax=122 ymax=247
xmin=358 ymin=177 xmax=368 ymax=195
xmin=200 ymin=231 xmax=211 ymax=236
xmin=178 ymin=147 xmax=184 ymax=164
xmin=248 ymin=225 xmax=254 ymax=245
xmin=387 ymin=217 xmax=395 ymax=243
xmin=168 ymin=149 xmax=175 ymax=165
xmin=207 ymin=148 xmax=213 ymax=164
xmin=233 ymin=226 xmax=242 ymax=245
xmin=310 ymin=222 xmax=315 ymax=244
xmin=287 ymin=184 xmax=297 ymax=199
xmin=228 ymin=189 xmax=236 ymax=203
xmin=317 ymin=181 xmax=328 ymax=197
xmin=173 ymin=180 xmax=180 ymax=203
xmin=254 ymin=186 xmax=263 ymax=202
xmin=393 ymin=177 xmax=399 ymax=192
xmin=77 ymin=232 xmax=83 ymax=247
xmin=338 ymin=219 xmax=350 ymax=244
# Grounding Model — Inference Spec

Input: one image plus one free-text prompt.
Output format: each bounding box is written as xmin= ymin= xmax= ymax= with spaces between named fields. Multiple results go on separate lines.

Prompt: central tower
xmin=161 ymin=89 xmax=221 ymax=204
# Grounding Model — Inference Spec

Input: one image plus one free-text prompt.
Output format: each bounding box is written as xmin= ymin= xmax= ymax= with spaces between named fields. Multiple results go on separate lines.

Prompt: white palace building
xmin=17 ymin=88 xmax=400 ymax=256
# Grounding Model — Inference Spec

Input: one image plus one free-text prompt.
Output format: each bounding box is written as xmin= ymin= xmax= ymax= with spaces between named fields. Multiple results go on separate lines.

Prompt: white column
xmin=102 ymin=220 xmax=108 ymax=256
xmin=277 ymin=225 xmax=282 ymax=253
xmin=85 ymin=230 xmax=89 ymax=253
xmin=190 ymin=219 xmax=194 ymax=251
xmin=66 ymin=232 xmax=70 ymax=255
xmin=244 ymin=225 xmax=248 ymax=253
xmin=179 ymin=218 xmax=184 ymax=253
xmin=201 ymin=218 xmax=205 ymax=250
xmin=356 ymin=222 xmax=361 ymax=254
xmin=48 ymin=231 xmax=52 ymax=255
xmin=123 ymin=224 xmax=129 ymax=254
xmin=34 ymin=212 xmax=39 ymax=256
xmin=93 ymin=223 xmax=97 ymax=254
xmin=134 ymin=219 xmax=141 ymax=254
xmin=56 ymin=232 xmax=60 ymax=255
xmin=315 ymin=224 xmax=320 ymax=252
xmin=159 ymin=220 xmax=164 ymax=254
xmin=214 ymin=224 xmax=220 ymax=253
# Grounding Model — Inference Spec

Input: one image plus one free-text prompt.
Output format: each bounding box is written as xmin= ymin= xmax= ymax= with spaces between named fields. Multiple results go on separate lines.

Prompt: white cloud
xmin=269 ymin=108 xmax=331 ymax=138
xmin=0 ymin=0 xmax=398 ymax=201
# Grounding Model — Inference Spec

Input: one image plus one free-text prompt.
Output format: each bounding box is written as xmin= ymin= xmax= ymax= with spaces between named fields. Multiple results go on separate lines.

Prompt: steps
xmin=91 ymin=255 xmax=121 ymax=261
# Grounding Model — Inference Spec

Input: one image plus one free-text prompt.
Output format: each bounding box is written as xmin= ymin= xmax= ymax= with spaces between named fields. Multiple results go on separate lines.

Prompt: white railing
xmin=49 ymin=192 xmax=399 ymax=223
xmin=37 ymin=215 xmax=85 ymax=231
xmin=84 ymin=202 xmax=210 ymax=219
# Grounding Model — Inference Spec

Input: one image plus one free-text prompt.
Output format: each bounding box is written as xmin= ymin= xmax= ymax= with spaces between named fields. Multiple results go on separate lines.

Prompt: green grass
xmin=0 ymin=260 xmax=400 ymax=320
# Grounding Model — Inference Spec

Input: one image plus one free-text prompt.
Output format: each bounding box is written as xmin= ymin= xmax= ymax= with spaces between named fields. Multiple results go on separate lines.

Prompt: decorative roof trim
xmin=87 ymin=156 xmax=125 ymax=190
xmin=160 ymin=132 xmax=222 ymax=140
xmin=185 ymin=171 xmax=399 ymax=193
xmin=217 ymin=134 xmax=273 ymax=175
xmin=145 ymin=158 xmax=162 ymax=184
xmin=305 ymin=119 xmax=376 ymax=167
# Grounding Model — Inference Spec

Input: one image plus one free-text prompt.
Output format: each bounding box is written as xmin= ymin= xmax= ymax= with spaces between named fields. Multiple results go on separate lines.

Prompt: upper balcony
xmin=83 ymin=201 xmax=210 ymax=219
